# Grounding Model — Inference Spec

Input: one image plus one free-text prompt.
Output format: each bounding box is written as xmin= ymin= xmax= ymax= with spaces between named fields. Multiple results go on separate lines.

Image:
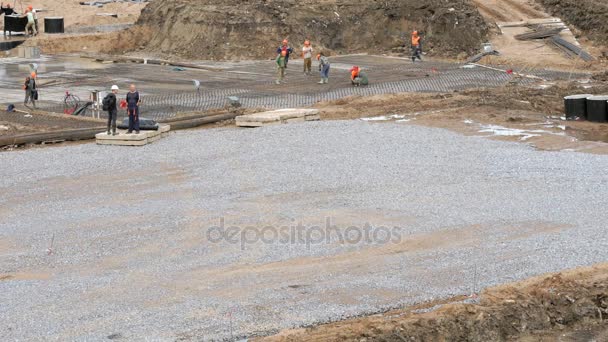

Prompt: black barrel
xmin=564 ymin=94 xmax=591 ymax=120
xmin=586 ymin=96 xmax=608 ymax=123
xmin=44 ymin=17 xmax=64 ymax=34
xmin=0 ymin=39 xmax=24 ymax=51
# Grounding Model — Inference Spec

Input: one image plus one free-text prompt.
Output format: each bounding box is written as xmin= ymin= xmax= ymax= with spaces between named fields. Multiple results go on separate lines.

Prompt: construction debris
xmin=551 ymin=36 xmax=594 ymax=62
xmin=236 ymin=109 xmax=320 ymax=127
xmin=80 ymin=0 xmax=149 ymax=7
xmin=511 ymin=24 xmax=594 ymax=62
xmin=496 ymin=18 xmax=565 ymax=30
xmin=515 ymin=27 xmax=564 ymax=41
xmin=466 ymin=50 xmax=500 ymax=64
xmin=96 ymin=13 xmax=119 ymax=18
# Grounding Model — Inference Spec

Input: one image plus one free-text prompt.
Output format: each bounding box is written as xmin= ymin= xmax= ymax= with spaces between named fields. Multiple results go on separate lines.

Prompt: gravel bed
xmin=1 ymin=120 xmax=607 ymax=341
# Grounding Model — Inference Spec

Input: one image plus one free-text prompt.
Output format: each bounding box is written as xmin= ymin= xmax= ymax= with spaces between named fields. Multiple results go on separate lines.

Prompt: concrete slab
xmin=95 ymin=124 xmax=170 ymax=146
xmin=160 ymin=124 xmax=171 ymax=137
xmin=236 ymin=108 xmax=320 ymax=127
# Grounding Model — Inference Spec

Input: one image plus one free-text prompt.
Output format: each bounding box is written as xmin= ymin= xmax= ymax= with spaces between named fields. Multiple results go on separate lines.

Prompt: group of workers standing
xmin=0 ymin=3 xmax=38 ymax=36
xmin=274 ymin=31 xmax=422 ymax=86
xmin=17 ymin=29 xmax=422 ymax=130
xmin=274 ymin=39 xmax=367 ymax=86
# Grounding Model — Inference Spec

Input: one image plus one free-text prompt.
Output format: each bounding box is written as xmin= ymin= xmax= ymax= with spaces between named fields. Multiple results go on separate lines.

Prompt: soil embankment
xmin=538 ymin=0 xmax=608 ymax=46
xmin=260 ymin=264 xmax=608 ymax=341
xmin=136 ymin=0 xmax=488 ymax=60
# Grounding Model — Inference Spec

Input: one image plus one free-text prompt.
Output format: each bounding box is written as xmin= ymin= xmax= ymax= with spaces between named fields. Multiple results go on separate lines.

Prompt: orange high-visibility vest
xmin=412 ymin=35 xmax=421 ymax=47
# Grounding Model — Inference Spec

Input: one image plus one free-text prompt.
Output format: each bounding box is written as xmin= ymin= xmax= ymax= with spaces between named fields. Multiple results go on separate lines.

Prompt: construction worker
xmin=104 ymin=85 xmax=119 ymax=136
xmin=411 ymin=30 xmax=422 ymax=62
xmin=276 ymin=50 xmax=287 ymax=85
xmin=276 ymin=39 xmax=293 ymax=69
xmin=27 ymin=5 xmax=38 ymax=35
xmin=1 ymin=3 xmax=15 ymax=16
xmin=350 ymin=66 xmax=369 ymax=86
xmin=126 ymin=84 xmax=141 ymax=134
xmin=302 ymin=40 xmax=313 ymax=75
xmin=23 ymin=72 xmax=37 ymax=108
xmin=317 ymin=52 xmax=330 ymax=84
xmin=22 ymin=8 xmax=36 ymax=36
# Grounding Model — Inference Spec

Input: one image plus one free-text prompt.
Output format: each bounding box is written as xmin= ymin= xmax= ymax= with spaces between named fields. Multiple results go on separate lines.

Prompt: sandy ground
xmin=472 ymin=0 xmax=547 ymax=23
xmin=260 ymin=263 xmax=608 ymax=341
xmin=0 ymin=0 xmax=148 ymax=55
xmin=2 ymin=0 xmax=145 ymax=29
xmin=471 ymin=0 xmax=603 ymax=71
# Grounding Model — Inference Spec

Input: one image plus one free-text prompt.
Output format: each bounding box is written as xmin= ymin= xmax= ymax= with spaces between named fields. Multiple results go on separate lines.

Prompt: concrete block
xmin=284 ymin=117 xmax=306 ymax=123
xmin=95 ymin=125 xmax=170 ymax=146
xmin=236 ymin=108 xmax=320 ymax=127
xmin=147 ymin=133 xmax=161 ymax=143
xmin=96 ymin=138 xmax=148 ymax=146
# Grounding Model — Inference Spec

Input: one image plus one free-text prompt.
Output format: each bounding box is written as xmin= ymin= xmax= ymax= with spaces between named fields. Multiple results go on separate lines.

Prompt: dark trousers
xmin=107 ymin=110 xmax=117 ymax=132
xmin=128 ymin=107 xmax=140 ymax=132
xmin=24 ymin=90 xmax=36 ymax=107
xmin=412 ymin=46 xmax=422 ymax=61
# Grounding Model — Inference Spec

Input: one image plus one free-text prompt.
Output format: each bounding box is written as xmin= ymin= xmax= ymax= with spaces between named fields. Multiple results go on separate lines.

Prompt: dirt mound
xmin=260 ymin=264 xmax=608 ymax=341
xmin=135 ymin=0 xmax=488 ymax=60
xmin=538 ymin=0 xmax=608 ymax=45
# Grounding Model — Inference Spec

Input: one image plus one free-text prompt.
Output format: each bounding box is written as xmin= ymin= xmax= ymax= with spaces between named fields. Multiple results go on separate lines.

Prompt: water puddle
xmin=360 ymin=114 xmax=405 ymax=121
xmin=563 ymin=127 xmax=608 ymax=143
xmin=464 ymin=120 xmax=567 ymax=141
xmin=465 ymin=119 xmax=608 ymax=144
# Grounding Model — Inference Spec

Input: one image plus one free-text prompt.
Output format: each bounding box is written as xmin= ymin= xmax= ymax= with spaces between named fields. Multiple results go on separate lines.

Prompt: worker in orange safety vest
xmin=411 ymin=30 xmax=422 ymax=62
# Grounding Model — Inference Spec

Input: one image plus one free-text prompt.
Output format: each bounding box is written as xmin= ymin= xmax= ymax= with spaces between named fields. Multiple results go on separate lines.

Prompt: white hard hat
xmin=111 ymin=85 xmax=119 ymax=90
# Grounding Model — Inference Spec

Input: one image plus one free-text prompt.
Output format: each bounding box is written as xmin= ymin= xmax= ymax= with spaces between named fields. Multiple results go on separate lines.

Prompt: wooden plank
xmin=497 ymin=18 xmax=562 ymax=28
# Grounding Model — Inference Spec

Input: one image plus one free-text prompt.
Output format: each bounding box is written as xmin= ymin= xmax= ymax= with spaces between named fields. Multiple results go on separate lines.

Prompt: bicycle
xmin=63 ymin=90 xmax=81 ymax=115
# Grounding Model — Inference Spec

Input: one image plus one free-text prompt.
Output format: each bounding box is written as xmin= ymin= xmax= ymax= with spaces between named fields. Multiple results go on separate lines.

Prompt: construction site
xmin=1 ymin=0 xmax=608 ymax=341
